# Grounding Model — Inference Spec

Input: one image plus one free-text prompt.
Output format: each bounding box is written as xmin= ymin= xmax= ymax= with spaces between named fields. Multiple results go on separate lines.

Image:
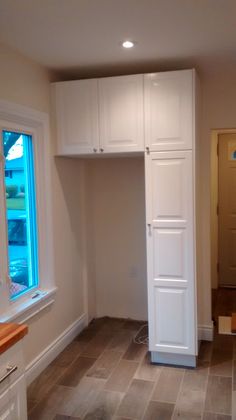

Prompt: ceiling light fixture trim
xmin=122 ymin=40 xmax=135 ymax=49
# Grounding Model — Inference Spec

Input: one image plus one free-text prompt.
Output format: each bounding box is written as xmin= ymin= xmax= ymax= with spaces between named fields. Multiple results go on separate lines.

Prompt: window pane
xmin=2 ymin=130 xmax=39 ymax=299
xmin=232 ymin=150 xmax=236 ymax=160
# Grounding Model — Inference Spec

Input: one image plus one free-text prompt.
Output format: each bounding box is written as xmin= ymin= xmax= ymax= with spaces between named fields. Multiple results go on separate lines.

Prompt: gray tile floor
xmin=27 ymin=316 xmax=235 ymax=419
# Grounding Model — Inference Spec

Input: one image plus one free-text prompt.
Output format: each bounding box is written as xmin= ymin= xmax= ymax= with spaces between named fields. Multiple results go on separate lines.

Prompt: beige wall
xmin=0 ymin=43 xmax=50 ymax=113
xmin=87 ymin=157 xmax=148 ymax=321
xmin=0 ymin=43 xmax=86 ymax=365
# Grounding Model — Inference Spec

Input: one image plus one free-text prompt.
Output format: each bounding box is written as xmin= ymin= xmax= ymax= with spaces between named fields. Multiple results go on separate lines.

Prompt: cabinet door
xmin=8 ymin=376 xmax=27 ymax=420
xmin=99 ymin=75 xmax=144 ymax=153
xmin=0 ymin=387 xmax=11 ymax=420
xmin=52 ymin=79 xmax=99 ymax=155
xmin=145 ymin=151 xmax=197 ymax=355
xmin=144 ymin=70 xmax=194 ymax=151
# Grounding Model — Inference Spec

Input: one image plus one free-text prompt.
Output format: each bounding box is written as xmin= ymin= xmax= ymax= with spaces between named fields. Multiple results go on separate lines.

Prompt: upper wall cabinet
xmin=52 ymin=75 xmax=144 ymax=155
xmin=98 ymin=75 xmax=144 ymax=153
xmin=52 ymin=79 xmax=99 ymax=155
xmin=144 ymin=70 xmax=194 ymax=152
xmin=52 ymin=69 xmax=196 ymax=156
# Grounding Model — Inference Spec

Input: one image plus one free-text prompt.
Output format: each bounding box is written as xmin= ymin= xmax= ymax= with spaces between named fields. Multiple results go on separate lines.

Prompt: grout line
xmin=199 ymin=363 xmax=210 ymax=420
xmin=112 ymin=353 xmax=150 ymax=417
xmin=140 ymin=380 xmax=156 ymax=420
xmin=171 ymin=368 xmax=186 ymax=420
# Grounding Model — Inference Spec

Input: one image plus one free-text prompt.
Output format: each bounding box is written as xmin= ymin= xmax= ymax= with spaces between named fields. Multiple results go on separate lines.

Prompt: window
xmin=232 ymin=150 xmax=236 ymax=160
xmin=0 ymin=100 xmax=56 ymax=323
xmin=228 ymin=140 xmax=236 ymax=160
xmin=3 ymin=131 xmax=39 ymax=299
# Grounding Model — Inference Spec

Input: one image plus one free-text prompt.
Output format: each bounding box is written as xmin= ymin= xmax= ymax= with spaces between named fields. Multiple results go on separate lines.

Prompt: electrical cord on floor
xmin=133 ymin=323 xmax=149 ymax=345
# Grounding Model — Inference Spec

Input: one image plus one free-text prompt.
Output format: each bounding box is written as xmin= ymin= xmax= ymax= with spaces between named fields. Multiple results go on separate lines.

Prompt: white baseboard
xmin=26 ymin=313 xmax=87 ymax=386
xmin=198 ymin=323 xmax=214 ymax=341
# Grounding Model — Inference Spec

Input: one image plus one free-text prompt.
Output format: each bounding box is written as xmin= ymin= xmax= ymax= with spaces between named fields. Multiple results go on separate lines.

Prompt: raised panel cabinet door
xmin=52 ymin=79 xmax=99 ymax=155
xmin=98 ymin=75 xmax=144 ymax=153
xmin=8 ymin=376 xmax=27 ymax=420
xmin=0 ymin=387 xmax=11 ymax=420
xmin=144 ymin=70 xmax=194 ymax=151
xmin=145 ymin=150 xmax=197 ymax=355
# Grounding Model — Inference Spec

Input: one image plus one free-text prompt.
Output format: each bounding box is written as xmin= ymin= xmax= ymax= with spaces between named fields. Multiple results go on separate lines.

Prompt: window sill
xmin=0 ymin=287 xmax=57 ymax=324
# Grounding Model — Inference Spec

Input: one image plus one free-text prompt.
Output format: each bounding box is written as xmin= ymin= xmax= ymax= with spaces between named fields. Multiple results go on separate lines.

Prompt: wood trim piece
xmin=0 ymin=323 xmax=28 ymax=355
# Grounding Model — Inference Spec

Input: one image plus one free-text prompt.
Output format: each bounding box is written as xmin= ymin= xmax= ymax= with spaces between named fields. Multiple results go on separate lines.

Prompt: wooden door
xmin=218 ymin=133 xmax=236 ymax=286
xmin=98 ymin=75 xmax=144 ymax=153
xmin=144 ymin=70 xmax=194 ymax=151
xmin=145 ymin=151 xmax=197 ymax=355
xmin=52 ymin=79 xmax=99 ymax=155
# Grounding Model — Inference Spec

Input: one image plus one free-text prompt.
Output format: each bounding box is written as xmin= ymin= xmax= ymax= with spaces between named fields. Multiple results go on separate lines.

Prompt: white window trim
xmin=0 ymin=99 xmax=56 ymax=323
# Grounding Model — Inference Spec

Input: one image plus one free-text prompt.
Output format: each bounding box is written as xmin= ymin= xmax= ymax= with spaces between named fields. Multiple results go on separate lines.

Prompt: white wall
xmin=87 ymin=157 xmax=147 ymax=321
xmin=0 ymin=43 xmax=87 ymax=365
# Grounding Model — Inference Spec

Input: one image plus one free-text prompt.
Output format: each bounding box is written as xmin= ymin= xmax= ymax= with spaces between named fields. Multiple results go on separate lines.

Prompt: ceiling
xmin=0 ymin=0 xmax=236 ymax=79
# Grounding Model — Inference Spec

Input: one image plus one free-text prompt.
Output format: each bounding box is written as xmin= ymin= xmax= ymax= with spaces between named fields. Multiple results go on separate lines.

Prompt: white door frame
xmin=211 ymin=128 xmax=236 ymax=290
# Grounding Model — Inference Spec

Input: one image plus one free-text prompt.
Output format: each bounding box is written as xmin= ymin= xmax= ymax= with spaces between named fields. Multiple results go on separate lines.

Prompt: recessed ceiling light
xmin=122 ymin=40 xmax=134 ymax=49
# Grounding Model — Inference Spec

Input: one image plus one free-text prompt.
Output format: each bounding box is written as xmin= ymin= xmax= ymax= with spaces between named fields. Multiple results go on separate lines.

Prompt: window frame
xmin=0 ymin=100 xmax=56 ymax=323
xmin=4 ymin=130 xmax=39 ymax=298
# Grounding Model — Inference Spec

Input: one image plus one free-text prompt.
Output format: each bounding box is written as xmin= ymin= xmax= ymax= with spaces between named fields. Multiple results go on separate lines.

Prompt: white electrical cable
xmin=133 ymin=323 xmax=149 ymax=345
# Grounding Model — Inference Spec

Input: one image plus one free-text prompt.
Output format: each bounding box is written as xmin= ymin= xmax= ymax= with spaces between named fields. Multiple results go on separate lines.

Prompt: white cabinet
xmin=52 ymin=70 xmax=195 ymax=155
xmin=0 ymin=342 xmax=27 ymax=420
xmin=144 ymin=70 xmax=194 ymax=151
xmin=0 ymin=376 xmax=27 ymax=420
xmin=145 ymin=150 xmax=197 ymax=366
xmin=98 ymin=75 xmax=144 ymax=153
xmin=145 ymin=69 xmax=198 ymax=367
xmin=52 ymin=75 xmax=144 ymax=155
xmin=52 ymin=79 xmax=99 ymax=155
xmin=51 ymin=68 xmax=199 ymax=367
xmin=0 ymin=387 xmax=11 ymax=420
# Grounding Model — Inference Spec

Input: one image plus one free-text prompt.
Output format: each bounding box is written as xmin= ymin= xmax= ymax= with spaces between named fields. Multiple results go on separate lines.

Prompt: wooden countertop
xmin=0 ymin=323 xmax=28 ymax=355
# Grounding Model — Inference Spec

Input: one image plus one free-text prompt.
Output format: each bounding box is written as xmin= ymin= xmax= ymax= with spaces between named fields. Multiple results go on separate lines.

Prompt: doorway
xmin=211 ymin=130 xmax=236 ymax=332
xmin=211 ymin=129 xmax=236 ymax=290
xmin=218 ymin=133 xmax=236 ymax=287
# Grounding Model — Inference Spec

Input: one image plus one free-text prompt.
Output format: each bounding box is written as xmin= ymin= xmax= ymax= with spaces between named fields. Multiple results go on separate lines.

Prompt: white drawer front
xmin=0 ymin=342 xmax=25 ymax=395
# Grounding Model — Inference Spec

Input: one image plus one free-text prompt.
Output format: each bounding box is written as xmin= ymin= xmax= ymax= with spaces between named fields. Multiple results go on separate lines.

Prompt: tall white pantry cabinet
xmin=52 ymin=69 xmax=199 ymax=367
xmin=144 ymin=70 xmax=197 ymax=367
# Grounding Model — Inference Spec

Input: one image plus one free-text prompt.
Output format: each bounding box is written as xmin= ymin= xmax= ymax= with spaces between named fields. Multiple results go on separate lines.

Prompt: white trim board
xmin=25 ymin=313 xmax=87 ymax=386
xmin=0 ymin=99 xmax=55 ymax=317
xmin=0 ymin=288 xmax=57 ymax=324
xmin=198 ymin=323 xmax=214 ymax=341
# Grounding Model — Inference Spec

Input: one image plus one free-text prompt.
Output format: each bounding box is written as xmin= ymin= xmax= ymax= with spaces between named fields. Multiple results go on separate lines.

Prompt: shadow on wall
xmin=53 ymin=157 xmax=87 ymax=311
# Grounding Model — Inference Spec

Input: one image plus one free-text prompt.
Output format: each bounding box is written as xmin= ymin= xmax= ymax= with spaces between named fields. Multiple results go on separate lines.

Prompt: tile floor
xmin=27 ymin=303 xmax=236 ymax=419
